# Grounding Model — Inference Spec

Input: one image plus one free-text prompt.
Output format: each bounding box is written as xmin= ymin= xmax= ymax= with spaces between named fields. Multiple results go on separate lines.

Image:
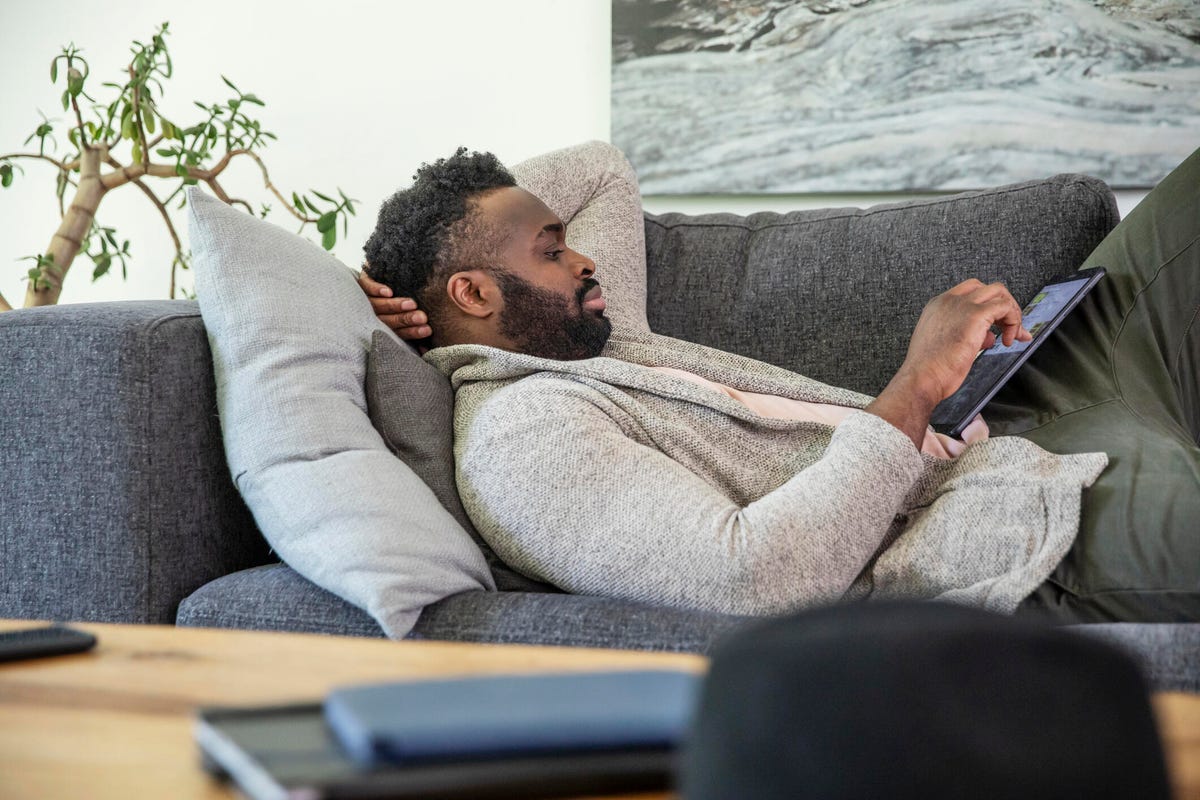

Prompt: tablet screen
xmin=930 ymin=269 xmax=1105 ymax=438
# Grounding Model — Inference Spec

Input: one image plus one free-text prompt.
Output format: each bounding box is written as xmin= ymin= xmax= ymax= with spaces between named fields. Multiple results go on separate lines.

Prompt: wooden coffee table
xmin=0 ymin=620 xmax=1196 ymax=799
xmin=0 ymin=620 xmax=701 ymax=799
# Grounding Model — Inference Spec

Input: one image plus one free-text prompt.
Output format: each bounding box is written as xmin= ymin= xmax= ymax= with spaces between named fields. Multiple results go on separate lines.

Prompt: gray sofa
xmin=2 ymin=173 xmax=1196 ymax=691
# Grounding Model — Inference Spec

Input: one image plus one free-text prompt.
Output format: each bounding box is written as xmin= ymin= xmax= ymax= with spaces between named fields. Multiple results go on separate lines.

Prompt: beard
xmin=493 ymin=271 xmax=613 ymax=360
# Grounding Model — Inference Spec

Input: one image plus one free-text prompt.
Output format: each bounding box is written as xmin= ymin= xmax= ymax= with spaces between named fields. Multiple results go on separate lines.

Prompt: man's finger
xmin=981 ymin=295 xmax=1029 ymax=346
xmin=947 ymin=278 xmax=986 ymax=296
xmin=396 ymin=324 xmax=433 ymax=340
xmin=369 ymin=296 xmax=418 ymax=314
xmin=357 ymin=270 xmax=393 ymax=298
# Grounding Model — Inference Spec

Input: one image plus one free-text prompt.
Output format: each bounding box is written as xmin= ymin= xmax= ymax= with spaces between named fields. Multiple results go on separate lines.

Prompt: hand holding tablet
xmin=930 ymin=267 xmax=1107 ymax=439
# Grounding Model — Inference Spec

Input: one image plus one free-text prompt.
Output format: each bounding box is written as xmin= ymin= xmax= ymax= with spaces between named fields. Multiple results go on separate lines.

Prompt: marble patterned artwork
xmin=612 ymin=0 xmax=1200 ymax=192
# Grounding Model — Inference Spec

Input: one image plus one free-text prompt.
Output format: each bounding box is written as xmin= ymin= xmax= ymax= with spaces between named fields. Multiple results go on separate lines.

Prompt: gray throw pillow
xmin=188 ymin=187 xmax=495 ymax=638
xmin=364 ymin=330 xmax=559 ymax=594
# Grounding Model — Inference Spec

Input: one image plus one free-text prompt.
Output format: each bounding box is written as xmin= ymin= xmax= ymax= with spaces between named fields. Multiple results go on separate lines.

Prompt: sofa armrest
xmin=645 ymin=174 xmax=1119 ymax=394
xmin=0 ymin=300 xmax=272 ymax=623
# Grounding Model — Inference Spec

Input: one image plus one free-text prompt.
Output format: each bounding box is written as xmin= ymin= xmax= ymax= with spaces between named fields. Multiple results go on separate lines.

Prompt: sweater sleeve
xmin=510 ymin=141 xmax=649 ymax=333
xmin=456 ymin=385 xmax=924 ymax=616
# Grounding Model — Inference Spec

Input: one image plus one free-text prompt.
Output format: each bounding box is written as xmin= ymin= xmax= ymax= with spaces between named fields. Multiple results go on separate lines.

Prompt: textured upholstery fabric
xmin=177 ymin=563 xmax=749 ymax=653
xmin=644 ymin=174 xmax=1119 ymax=395
xmin=1071 ymin=624 xmax=1200 ymax=693
xmin=365 ymin=330 xmax=558 ymax=594
xmin=176 ymin=564 xmax=1200 ymax=690
xmin=0 ymin=301 xmax=270 ymax=623
xmin=188 ymin=187 xmax=494 ymax=639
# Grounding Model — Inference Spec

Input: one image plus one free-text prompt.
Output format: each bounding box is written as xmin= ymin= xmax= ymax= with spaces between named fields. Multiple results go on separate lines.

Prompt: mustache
xmin=576 ymin=278 xmax=600 ymax=303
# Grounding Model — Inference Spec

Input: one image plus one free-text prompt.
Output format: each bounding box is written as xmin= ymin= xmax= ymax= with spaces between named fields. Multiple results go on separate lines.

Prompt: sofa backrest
xmin=643 ymin=174 xmax=1118 ymax=395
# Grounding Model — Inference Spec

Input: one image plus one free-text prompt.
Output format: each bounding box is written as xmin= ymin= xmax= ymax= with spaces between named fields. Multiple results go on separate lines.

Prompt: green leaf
xmin=302 ymin=196 xmax=320 ymax=214
xmin=50 ymin=58 xmax=58 ymax=83
xmin=161 ymin=119 xmax=176 ymax=140
xmin=1 ymin=165 xmax=12 ymax=188
xmin=144 ymin=110 xmax=156 ymax=134
xmin=292 ymin=192 xmax=305 ymax=213
xmin=156 ymin=147 xmax=176 ymax=157
xmin=321 ymin=226 xmax=336 ymax=250
xmin=241 ymin=93 xmax=264 ymax=106
xmin=67 ymin=68 xmax=84 ymax=97
xmin=312 ymin=190 xmax=334 ymax=203
xmin=220 ymin=75 xmax=241 ymax=94
xmin=316 ymin=211 xmax=336 ymax=233
xmin=93 ymin=254 xmax=112 ymax=280
xmin=121 ymin=115 xmax=135 ymax=140
xmin=61 ymin=90 xmax=70 ymax=111
xmin=131 ymin=141 xmax=142 ymax=164
xmin=175 ymin=163 xmax=189 ymax=178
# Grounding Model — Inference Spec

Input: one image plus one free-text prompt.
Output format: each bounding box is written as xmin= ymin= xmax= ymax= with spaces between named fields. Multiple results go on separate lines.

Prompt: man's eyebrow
xmin=533 ymin=222 xmax=564 ymax=244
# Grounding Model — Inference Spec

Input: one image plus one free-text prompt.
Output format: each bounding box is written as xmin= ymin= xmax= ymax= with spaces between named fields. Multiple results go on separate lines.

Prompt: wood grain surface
xmin=0 ymin=620 xmax=1195 ymax=799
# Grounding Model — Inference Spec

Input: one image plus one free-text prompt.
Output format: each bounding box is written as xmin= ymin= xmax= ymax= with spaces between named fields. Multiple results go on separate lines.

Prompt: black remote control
xmin=0 ymin=624 xmax=97 ymax=663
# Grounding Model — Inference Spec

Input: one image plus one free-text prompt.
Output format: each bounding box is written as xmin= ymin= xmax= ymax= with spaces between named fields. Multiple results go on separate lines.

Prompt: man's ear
xmin=444 ymin=270 xmax=501 ymax=319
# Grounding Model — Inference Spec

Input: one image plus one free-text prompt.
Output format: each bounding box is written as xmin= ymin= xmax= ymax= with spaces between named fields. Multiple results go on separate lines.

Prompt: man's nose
xmin=569 ymin=248 xmax=596 ymax=279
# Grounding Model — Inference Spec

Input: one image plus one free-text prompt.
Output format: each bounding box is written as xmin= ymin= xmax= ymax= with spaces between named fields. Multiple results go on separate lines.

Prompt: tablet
xmin=196 ymin=702 xmax=677 ymax=800
xmin=930 ymin=267 xmax=1106 ymax=439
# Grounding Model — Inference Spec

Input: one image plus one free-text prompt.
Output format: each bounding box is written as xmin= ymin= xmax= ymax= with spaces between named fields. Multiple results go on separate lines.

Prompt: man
xmin=362 ymin=141 xmax=1198 ymax=622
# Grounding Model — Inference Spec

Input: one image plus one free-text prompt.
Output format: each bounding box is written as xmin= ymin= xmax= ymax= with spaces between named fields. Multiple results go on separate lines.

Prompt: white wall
xmin=0 ymin=0 xmax=1145 ymax=308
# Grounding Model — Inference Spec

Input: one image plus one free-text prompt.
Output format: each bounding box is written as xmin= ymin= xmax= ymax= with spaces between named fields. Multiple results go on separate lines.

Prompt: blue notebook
xmin=323 ymin=669 xmax=702 ymax=767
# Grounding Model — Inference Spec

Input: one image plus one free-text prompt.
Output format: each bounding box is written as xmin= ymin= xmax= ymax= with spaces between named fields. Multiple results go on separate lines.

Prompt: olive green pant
xmin=983 ymin=147 xmax=1200 ymax=622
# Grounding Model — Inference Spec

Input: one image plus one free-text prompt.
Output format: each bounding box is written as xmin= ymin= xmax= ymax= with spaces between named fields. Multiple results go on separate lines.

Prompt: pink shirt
xmin=650 ymin=366 xmax=989 ymax=459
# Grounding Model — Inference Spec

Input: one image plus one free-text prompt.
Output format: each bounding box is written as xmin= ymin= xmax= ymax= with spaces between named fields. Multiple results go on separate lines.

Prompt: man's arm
xmin=362 ymin=141 xmax=649 ymax=339
xmin=456 ymin=384 xmax=923 ymax=617
xmin=867 ymin=279 xmax=1030 ymax=449
xmin=510 ymin=141 xmax=650 ymax=333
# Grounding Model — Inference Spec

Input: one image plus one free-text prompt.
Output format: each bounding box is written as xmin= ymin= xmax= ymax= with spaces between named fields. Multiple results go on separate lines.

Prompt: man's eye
xmin=546 ymin=249 xmax=564 ymax=260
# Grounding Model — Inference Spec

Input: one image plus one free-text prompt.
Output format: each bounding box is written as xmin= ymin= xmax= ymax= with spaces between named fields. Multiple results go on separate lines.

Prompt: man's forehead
xmin=476 ymin=186 xmax=562 ymax=236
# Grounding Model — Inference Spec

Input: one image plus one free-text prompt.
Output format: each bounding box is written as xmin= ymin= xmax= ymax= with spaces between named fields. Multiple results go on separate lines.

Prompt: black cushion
xmin=682 ymin=602 xmax=1168 ymax=800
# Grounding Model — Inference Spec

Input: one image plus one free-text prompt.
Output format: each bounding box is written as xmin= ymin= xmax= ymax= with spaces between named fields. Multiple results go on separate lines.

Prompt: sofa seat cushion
xmin=176 ymin=564 xmax=751 ymax=653
xmin=178 ymin=566 xmax=1199 ymax=690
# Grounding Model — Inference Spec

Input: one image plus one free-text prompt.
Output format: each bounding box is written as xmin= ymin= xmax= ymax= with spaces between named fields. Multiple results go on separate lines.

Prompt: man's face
xmin=475 ymin=187 xmax=612 ymax=360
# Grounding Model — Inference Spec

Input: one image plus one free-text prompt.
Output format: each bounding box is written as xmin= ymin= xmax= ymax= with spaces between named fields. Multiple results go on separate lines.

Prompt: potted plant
xmin=0 ymin=22 xmax=355 ymax=311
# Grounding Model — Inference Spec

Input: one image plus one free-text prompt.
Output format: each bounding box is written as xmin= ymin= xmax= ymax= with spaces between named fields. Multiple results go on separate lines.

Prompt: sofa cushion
xmin=644 ymin=174 xmax=1118 ymax=395
xmin=188 ymin=187 xmax=494 ymax=639
xmin=177 ymin=563 xmax=750 ymax=653
xmin=365 ymin=330 xmax=559 ymax=593
xmin=177 ymin=564 xmax=1200 ymax=690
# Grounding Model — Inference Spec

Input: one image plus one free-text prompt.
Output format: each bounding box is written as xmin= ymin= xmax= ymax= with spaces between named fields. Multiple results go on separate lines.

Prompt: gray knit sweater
xmin=427 ymin=330 xmax=1108 ymax=617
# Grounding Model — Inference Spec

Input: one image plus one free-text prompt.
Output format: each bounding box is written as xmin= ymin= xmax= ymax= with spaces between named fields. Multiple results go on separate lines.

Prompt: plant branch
xmin=130 ymin=177 xmax=181 ymax=253
xmin=232 ymin=148 xmax=314 ymax=223
xmin=129 ymin=177 xmax=185 ymax=297
xmin=203 ymin=176 xmax=253 ymax=213
xmin=66 ymin=58 xmax=87 ymax=146
xmin=0 ymin=152 xmax=76 ymax=171
xmin=130 ymin=66 xmax=149 ymax=165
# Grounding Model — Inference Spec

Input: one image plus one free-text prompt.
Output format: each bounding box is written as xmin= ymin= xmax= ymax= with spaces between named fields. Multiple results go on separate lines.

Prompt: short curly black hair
xmin=363 ymin=148 xmax=516 ymax=316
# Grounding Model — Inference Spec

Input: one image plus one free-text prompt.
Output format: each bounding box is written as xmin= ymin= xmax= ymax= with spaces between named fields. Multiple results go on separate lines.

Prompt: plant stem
xmin=23 ymin=146 xmax=106 ymax=307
